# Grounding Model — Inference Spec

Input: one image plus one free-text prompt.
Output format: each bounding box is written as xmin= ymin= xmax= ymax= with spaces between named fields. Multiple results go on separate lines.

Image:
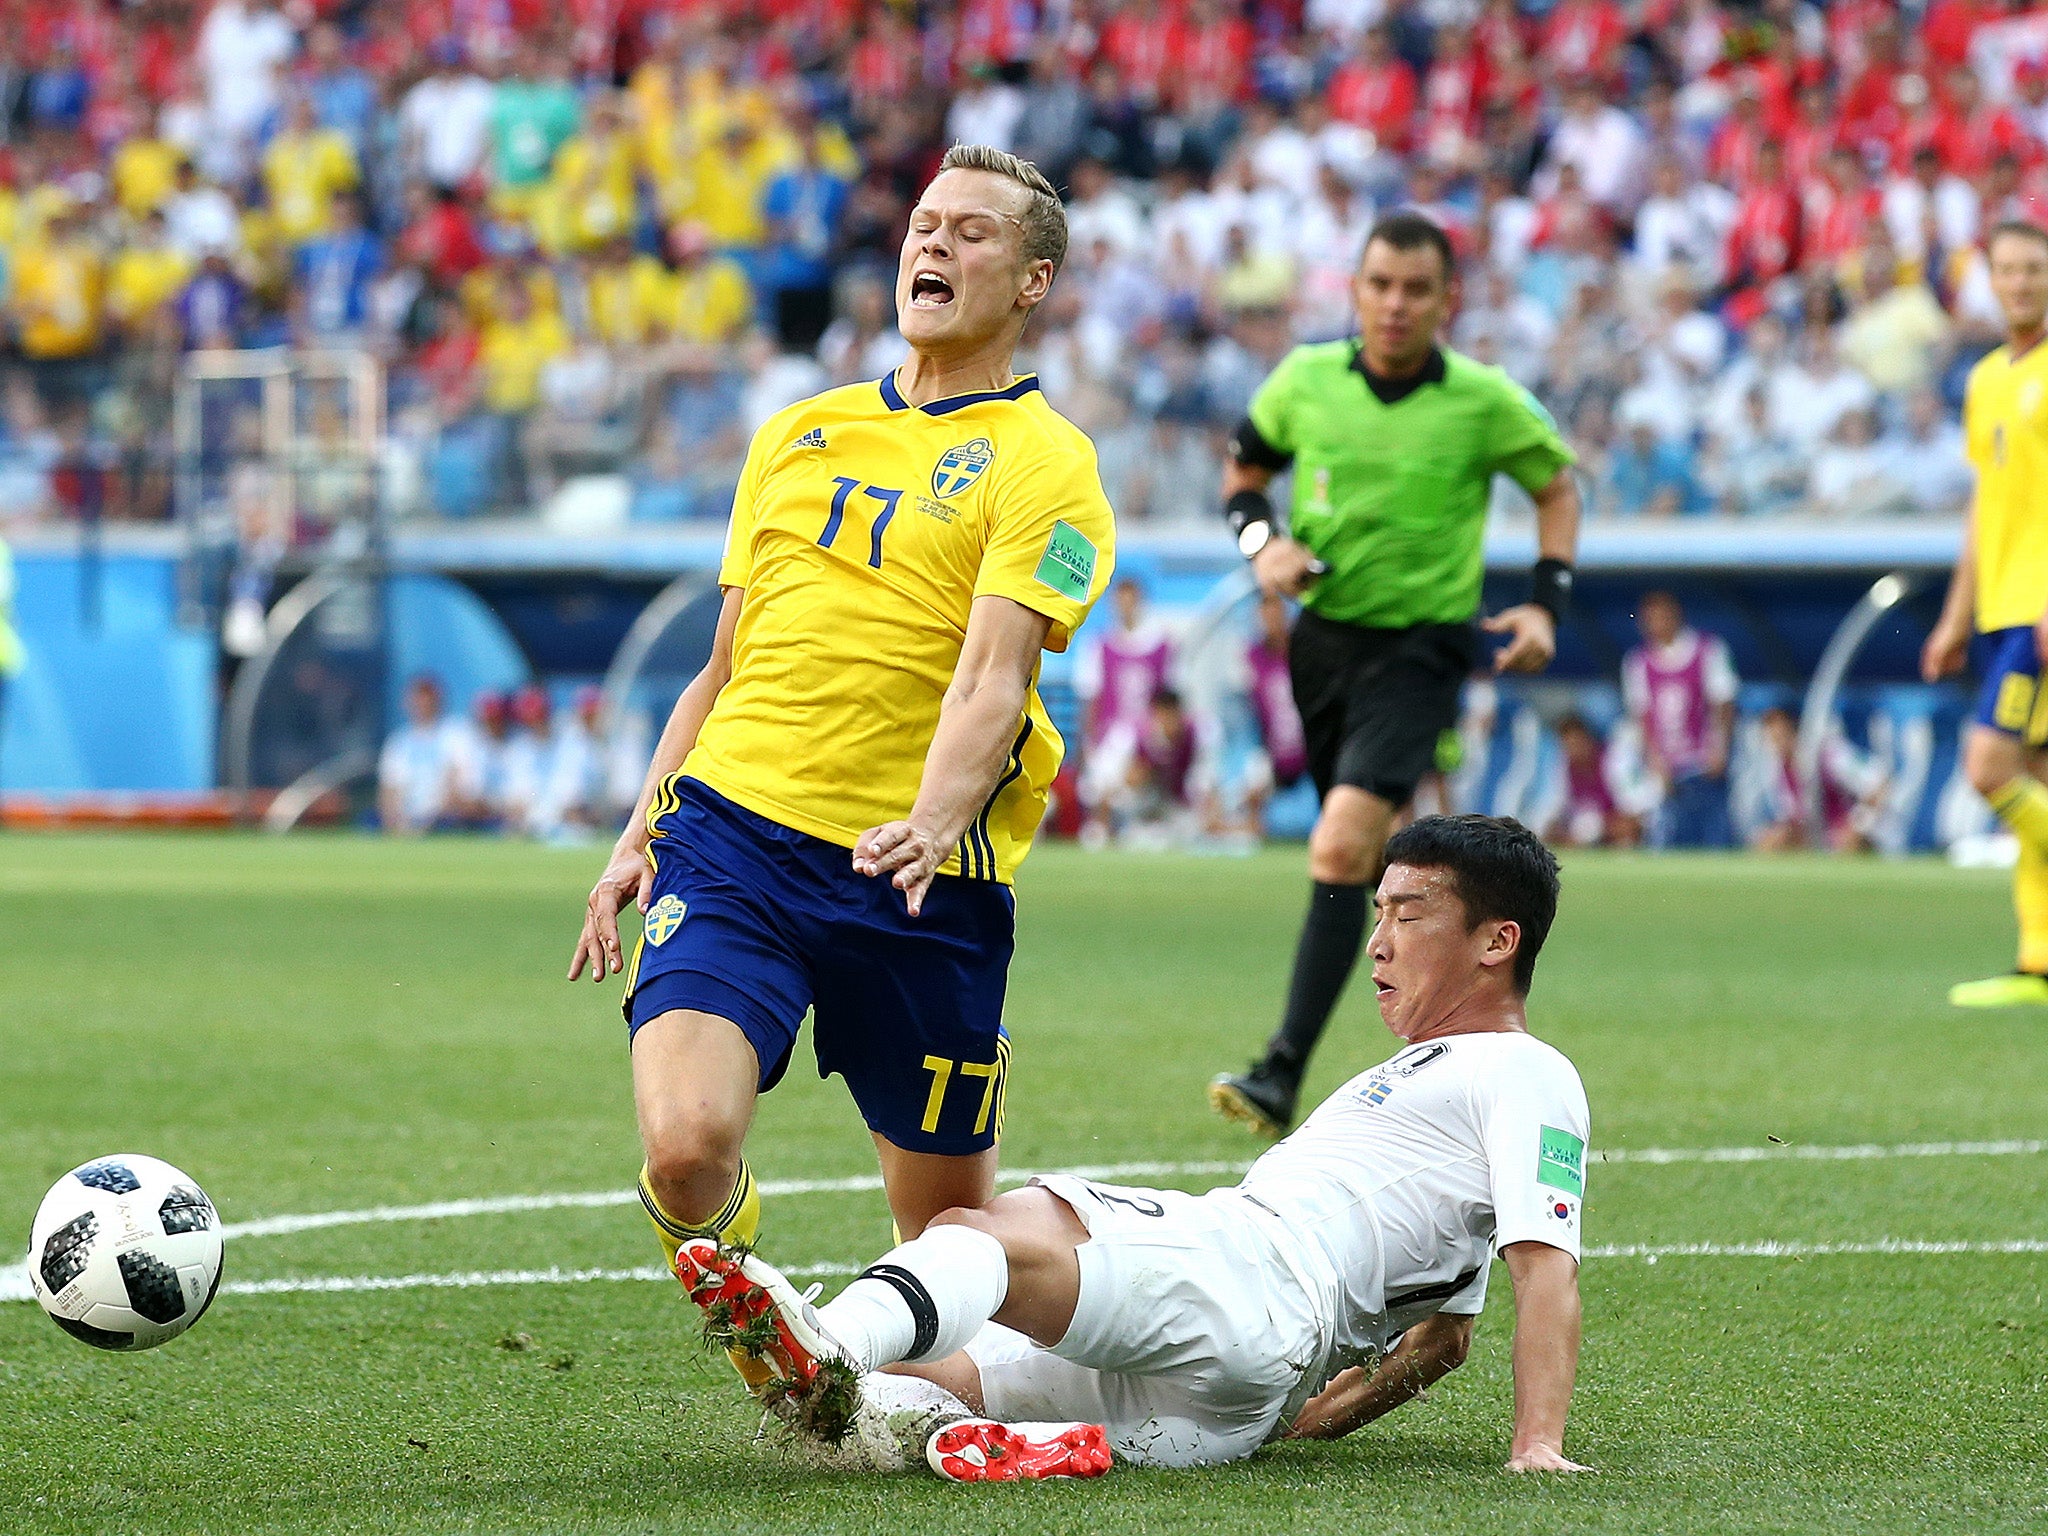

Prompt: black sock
xmin=1264 ymin=882 xmax=1370 ymax=1080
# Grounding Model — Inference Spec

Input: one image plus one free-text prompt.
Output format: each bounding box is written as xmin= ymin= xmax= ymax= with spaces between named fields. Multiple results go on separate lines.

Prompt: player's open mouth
xmin=1373 ymin=973 xmax=1395 ymax=998
xmin=911 ymin=271 xmax=955 ymax=308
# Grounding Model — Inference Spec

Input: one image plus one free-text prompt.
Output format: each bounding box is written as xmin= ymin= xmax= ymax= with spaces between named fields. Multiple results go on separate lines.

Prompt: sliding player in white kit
xmin=675 ymin=815 xmax=1593 ymax=1480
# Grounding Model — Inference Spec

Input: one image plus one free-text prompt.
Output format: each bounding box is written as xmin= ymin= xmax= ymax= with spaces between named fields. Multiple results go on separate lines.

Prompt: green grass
xmin=3 ymin=835 xmax=2046 ymax=1534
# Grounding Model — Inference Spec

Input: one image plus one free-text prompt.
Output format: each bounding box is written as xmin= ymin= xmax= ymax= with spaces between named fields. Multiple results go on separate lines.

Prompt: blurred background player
xmin=1622 ymin=591 xmax=1738 ymax=851
xmin=567 ymin=149 xmax=1116 ymax=1333
xmin=1075 ymin=575 xmax=1175 ymax=844
xmin=1536 ymin=713 xmax=1643 ymax=850
xmin=1923 ymin=220 xmax=2048 ymax=1009
xmin=376 ymin=672 xmax=480 ymax=835
xmin=1742 ymin=705 xmax=1887 ymax=855
xmin=1210 ymin=212 xmax=1582 ymax=1138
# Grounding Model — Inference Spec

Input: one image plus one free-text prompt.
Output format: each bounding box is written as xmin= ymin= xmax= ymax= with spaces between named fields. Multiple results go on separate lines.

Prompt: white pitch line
xmin=1598 ymin=1138 xmax=2048 ymax=1166
xmin=11 ymin=1239 xmax=2048 ymax=1308
xmin=211 ymin=1140 xmax=2047 ymax=1242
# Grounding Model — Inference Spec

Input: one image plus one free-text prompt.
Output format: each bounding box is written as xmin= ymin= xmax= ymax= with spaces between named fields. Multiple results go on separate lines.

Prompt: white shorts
xmin=963 ymin=1176 xmax=1333 ymax=1468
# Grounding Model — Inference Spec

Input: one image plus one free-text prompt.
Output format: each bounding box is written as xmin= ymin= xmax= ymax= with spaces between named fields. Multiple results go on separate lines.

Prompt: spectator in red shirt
xmin=1931 ymin=63 xmax=2031 ymax=178
xmin=1100 ymin=0 xmax=1178 ymax=111
xmin=1924 ymin=0 xmax=1992 ymax=73
xmin=1174 ymin=0 xmax=1253 ymax=112
xmin=1805 ymin=145 xmax=1885 ymax=269
xmin=399 ymin=183 xmax=488 ymax=289
xmin=1782 ymin=82 xmax=1839 ymax=191
xmin=1838 ymin=12 xmax=1906 ymax=142
xmin=1707 ymin=78 xmax=1773 ymax=191
xmin=1723 ymin=137 xmax=1802 ymax=303
xmin=1327 ymin=25 xmax=1418 ymax=154
xmin=1420 ymin=22 xmax=1488 ymax=170
xmin=1542 ymin=0 xmax=1628 ymax=86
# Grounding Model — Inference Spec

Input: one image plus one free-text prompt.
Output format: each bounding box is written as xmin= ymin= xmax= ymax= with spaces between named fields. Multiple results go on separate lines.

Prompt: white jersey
xmin=1239 ymin=1031 xmax=1591 ymax=1367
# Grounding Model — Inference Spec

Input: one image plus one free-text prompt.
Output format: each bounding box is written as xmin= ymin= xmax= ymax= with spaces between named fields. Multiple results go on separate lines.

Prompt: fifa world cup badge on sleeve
xmin=645 ymin=894 xmax=688 ymax=946
xmin=1537 ymin=1126 xmax=1586 ymax=1197
xmin=1035 ymin=521 xmax=1097 ymax=601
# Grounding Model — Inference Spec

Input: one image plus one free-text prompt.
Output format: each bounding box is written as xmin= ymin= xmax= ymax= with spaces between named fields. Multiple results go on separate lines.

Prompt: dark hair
xmin=1988 ymin=219 xmax=2048 ymax=256
xmin=1383 ymin=815 xmax=1560 ymax=995
xmin=1362 ymin=210 xmax=1455 ymax=281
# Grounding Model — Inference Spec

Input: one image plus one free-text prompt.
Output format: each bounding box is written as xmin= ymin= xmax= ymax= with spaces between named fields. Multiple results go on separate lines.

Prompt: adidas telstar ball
xmin=28 ymin=1155 xmax=223 ymax=1351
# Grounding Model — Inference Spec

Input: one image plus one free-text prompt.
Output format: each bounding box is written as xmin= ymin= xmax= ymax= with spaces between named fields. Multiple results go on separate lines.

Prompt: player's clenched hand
xmin=1505 ymin=1444 xmax=1593 ymax=1473
xmin=1483 ymin=604 xmax=1557 ymax=674
xmin=1922 ymin=615 xmax=1972 ymax=683
xmin=568 ymin=844 xmax=653 ymax=982
xmin=1251 ymin=537 xmax=1323 ymax=599
xmin=854 ymin=821 xmax=947 ymax=917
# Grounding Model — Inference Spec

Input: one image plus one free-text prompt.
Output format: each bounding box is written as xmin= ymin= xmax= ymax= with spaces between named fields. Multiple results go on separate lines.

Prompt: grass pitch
xmin=2 ymin=835 xmax=2046 ymax=1535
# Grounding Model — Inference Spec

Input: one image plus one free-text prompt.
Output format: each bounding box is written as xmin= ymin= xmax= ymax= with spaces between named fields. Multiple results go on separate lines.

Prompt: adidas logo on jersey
xmin=793 ymin=428 xmax=828 ymax=450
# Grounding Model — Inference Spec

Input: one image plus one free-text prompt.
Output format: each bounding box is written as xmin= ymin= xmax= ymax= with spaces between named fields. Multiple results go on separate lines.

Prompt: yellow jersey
xmin=679 ymin=373 xmax=1117 ymax=883
xmin=262 ymin=130 xmax=359 ymax=244
xmin=106 ymin=245 xmax=195 ymax=323
xmin=478 ymin=309 xmax=570 ymax=413
xmin=666 ymin=257 xmax=751 ymax=344
xmin=1965 ymin=340 xmax=2048 ymax=630
xmin=12 ymin=241 xmax=104 ymax=358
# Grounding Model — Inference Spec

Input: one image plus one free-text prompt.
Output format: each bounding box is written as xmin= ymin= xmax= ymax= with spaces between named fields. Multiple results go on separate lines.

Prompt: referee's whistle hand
xmin=1252 ymin=537 xmax=1321 ymax=598
xmin=1483 ymin=605 xmax=1557 ymax=675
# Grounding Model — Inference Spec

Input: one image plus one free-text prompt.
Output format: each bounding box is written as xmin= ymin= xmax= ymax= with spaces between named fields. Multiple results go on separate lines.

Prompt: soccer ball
xmin=27 ymin=1155 xmax=224 ymax=1351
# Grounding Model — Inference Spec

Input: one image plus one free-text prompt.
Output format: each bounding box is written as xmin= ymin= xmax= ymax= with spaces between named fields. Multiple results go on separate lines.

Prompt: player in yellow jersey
xmin=1924 ymin=220 xmax=2048 ymax=1008
xmin=567 ymin=147 xmax=1116 ymax=1368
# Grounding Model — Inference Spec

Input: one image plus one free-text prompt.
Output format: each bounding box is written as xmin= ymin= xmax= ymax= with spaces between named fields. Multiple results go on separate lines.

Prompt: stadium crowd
xmin=0 ymin=0 xmax=2034 ymax=532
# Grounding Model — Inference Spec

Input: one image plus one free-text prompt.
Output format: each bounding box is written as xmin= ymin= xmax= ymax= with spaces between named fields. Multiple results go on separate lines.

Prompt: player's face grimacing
xmin=1351 ymin=239 xmax=1454 ymax=374
xmin=896 ymin=168 xmax=1053 ymax=355
xmin=1367 ymin=862 xmax=1520 ymax=1040
xmin=1989 ymin=229 xmax=2048 ymax=339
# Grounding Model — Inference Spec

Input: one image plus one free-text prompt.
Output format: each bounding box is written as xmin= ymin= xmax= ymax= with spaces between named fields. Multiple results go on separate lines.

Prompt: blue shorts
xmin=624 ymin=777 xmax=1016 ymax=1156
xmin=1972 ymin=627 xmax=2048 ymax=747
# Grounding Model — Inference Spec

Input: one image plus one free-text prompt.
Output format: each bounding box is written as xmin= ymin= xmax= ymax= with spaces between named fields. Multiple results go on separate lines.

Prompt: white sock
xmin=820 ymin=1224 xmax=1010 ymax=1370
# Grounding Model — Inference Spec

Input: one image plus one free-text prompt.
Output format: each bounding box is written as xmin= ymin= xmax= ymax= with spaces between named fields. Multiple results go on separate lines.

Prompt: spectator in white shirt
xmin=198 ymin=0 xmax=295 ymax=148
xmin=1882 ymin=145 xmax=1981 ymax=266
xmin=1809 ymin=406 xmax=1905 ymax=517
xmin=164 ymin=161 xmax=241 ymax=258
xmin=1768 ymin=323 xmax=1877 ymax=447
xmin=945 ymin=67 xmax=1026 ymax=155
xmin=1631 ymin=155 xmax=1733 ymax=286
xmin=379 ymin=674 xmax=482 ymax=835
xmin=1064 ymin=154 xmax=1147 ymax=258
xmin=1875 ymin=388 xmax=1973 ymax=514
xmin=1536 ymin=75 xmax=1648 ymax=216
xmin=401 ymin=40 xmax=496 ymax=191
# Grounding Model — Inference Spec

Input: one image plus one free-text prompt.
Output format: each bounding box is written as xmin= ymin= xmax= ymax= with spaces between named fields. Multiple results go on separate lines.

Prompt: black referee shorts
xmin=1289 ymin=611 xmax=1478 ymax=806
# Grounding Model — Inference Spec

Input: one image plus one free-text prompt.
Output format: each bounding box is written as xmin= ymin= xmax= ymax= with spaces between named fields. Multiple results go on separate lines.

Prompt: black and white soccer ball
xmin=27 ymin=1155 xmax=223 ymax=1351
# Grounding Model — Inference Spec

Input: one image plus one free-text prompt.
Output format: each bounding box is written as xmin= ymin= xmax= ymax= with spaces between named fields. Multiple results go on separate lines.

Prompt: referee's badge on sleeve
xmin=645 ymin=894 xmax=688 ymax=946
xmin=1035 ymin=520 xmax=1097 ymax=601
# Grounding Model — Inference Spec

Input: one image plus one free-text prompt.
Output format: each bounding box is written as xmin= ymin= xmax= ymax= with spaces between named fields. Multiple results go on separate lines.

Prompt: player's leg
xmin=870 ymin=1133 xmax=998 ymax=1239
xmin=631 ymin=1009 xmax=762 ymax=1255
xmin=1214 ymin=620 xmax=1466 ymax=1135
xmin=1952 ymin=628 xmax=2048 ymax=1006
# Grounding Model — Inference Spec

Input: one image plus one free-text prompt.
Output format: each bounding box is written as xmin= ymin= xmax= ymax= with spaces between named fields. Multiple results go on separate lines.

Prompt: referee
xmin=1209 ymin=211 xmax=1582 ymax=1137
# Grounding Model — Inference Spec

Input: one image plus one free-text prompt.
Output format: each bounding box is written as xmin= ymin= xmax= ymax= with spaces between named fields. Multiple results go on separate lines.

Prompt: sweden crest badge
xmin=932 ymin=437 xmax=995 ymax=499
xmin=645 ymin=894 xmax=687 ymax=946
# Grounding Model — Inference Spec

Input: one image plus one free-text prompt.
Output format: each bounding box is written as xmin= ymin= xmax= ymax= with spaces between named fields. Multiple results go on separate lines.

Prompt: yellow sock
xmin=638 ymin=1159 xmax=761 ymax=1272
xmin=1987 ymin=775 xmax=2048 ymax=851
xmin=2017 ymin=838 xmax=2048 ymax=976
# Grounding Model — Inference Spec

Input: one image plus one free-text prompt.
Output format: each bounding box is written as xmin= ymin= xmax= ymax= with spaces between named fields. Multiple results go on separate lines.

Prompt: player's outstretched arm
xmin=1501 ymin=1240 xmax=1592 ymax=1473
xmin=569 ymin=586 xmax=743 ymax=982
xmin=854 ymin=595 xmax=1052 ymax=916
xmin=1483 ymin=468 xmax=1582 ymax=675
xmin=1286 ymin=1310 xmax=1474 ymax=1442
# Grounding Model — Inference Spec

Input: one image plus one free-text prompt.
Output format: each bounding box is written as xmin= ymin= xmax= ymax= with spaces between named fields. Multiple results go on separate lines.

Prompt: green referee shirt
xmin=1246 ymin=341 xmax=1574 ymax=629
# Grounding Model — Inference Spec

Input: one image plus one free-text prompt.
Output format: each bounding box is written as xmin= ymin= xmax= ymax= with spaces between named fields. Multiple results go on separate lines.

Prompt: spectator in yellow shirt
xmin=479 ymin=273 xmax=570 ymax=415
xmin=111 ymin=136 xmax=187 ymax=221
xmin=263 ymin=96 xmax=361 ymax=246
xmin=11 ymin=204 xmax=106 ymax=381
xmin=536 ymin=94 xmax=638 ymax=256
xmin=584 ymin=234 xmax=674 ymax=347
xmin=663 ymin=220 xmax=752 ymax=345
xmin=106 ymin=211 xmax=196 ymax=332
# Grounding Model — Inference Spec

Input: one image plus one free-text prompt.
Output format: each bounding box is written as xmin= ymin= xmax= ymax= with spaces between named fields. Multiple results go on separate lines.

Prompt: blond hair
xmin=935 ymin=143 xmax=1069 ymax=274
